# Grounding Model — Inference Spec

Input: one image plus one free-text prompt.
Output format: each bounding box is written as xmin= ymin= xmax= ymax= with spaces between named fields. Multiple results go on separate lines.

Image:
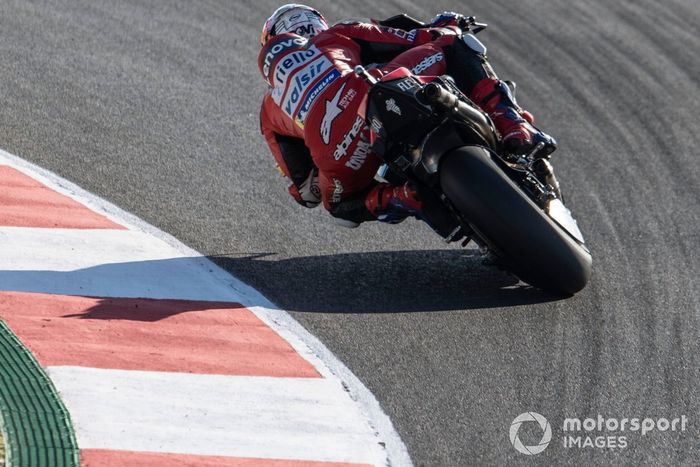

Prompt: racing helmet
xmin=260 ymin=4 xmax=328 ymax=47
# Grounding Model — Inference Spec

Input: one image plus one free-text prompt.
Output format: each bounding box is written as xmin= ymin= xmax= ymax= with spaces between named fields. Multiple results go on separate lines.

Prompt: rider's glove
xmin=297 ymin=167 xmax=321 ymax=208
xmin=430 ymin=11 xmax=466 ymax=29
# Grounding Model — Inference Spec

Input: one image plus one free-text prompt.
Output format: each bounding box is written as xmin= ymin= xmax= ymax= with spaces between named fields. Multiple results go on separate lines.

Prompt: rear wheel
xmin=439 ymin=146 xmax=592 ymax=295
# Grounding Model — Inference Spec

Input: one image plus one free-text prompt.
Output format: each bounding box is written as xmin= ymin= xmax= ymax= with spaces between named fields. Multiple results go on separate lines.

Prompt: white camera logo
xmin=510 ymin=412 xmax=552 ymax=455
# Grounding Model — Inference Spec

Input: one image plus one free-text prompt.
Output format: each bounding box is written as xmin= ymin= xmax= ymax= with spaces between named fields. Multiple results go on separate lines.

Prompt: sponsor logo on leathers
xmin=339 ymin=88 xmax=357 ymax=108
xmin=272 ymin=45 xmax=321 ymax=91
xmin=331 ymin=178 xmax=344 ymax=203
xmin=345 ymin=135 xmax=370 ymax=170
xmin=295 ymin=69 xmax=340 ymax=128
xmin=334 ymin=116 xmax=365 ymax=161
xmin=320 ymin=83 xmax=346 ymax=144
xmin=262 ymin=36 xmax=308 ymax=80
xmin=411 ymin=52 xmax=444 ymax=74
xmin=281 ymin=56 xmax=334 ymax=118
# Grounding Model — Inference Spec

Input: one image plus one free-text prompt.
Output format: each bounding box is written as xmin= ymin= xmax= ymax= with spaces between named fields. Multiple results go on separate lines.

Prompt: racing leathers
xmin=258 ymin=16 xmax=555 ymax=226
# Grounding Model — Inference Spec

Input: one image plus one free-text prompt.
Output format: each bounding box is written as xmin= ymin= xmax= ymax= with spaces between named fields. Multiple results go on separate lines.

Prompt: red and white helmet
xmin=260 ymin=4 xmax=329 ymax=47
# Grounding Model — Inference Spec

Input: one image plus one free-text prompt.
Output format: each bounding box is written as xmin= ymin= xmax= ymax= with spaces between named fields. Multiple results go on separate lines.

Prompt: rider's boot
xmin=364 ymin=182 xmax=422 ymax=224
xmin=471 ymin=78 xmax=557 ymax=156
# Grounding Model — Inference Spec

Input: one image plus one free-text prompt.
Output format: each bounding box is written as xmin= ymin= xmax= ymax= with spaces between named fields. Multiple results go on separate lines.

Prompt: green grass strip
xmin=0 ymin=321 xmax=78 ymax=467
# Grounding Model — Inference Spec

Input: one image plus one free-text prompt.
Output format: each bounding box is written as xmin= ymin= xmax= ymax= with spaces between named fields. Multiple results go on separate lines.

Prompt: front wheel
xmin=439 ymin=146 xmax=592 ymax=295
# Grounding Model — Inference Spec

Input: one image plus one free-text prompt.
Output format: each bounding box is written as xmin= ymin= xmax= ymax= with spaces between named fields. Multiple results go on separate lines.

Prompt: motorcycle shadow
xmin=210 ymin=249 xmax=562 ymax=313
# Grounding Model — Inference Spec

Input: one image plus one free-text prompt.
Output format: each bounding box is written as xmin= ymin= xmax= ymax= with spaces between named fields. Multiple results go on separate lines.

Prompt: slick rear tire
xmin=439 ymin=146 xmax=592 ymax=295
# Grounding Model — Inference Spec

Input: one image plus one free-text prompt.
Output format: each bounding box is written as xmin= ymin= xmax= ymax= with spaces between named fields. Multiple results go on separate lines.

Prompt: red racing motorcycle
xmin=358 ymin=15 xmax=592 ymax=295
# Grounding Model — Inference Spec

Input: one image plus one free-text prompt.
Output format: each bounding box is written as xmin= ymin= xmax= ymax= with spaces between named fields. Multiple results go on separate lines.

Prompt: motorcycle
xmin=359 ymin=15 xmax=592 ymax=295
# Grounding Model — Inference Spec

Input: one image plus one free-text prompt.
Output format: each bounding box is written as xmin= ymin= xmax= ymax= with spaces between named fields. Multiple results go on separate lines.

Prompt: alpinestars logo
xmin=385 ymin=98 xmax=402 ymax=116
xmin=333 ymin=116 xmax=364 ymax=161
xmin=411 ymin=52 xmax=444 ymax=75
xmin=320 ymin=83 xmax=346 ymax=145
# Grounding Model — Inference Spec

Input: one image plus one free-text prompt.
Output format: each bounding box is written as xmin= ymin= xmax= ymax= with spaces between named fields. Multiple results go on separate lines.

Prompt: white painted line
xmin=0 ymin=149 xmax=413 ymax=466
xmin=48 ymin=366 xmax=384 ymax=463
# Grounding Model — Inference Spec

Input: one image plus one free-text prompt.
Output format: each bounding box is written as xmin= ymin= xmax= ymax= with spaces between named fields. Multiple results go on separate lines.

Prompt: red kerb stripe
xmin=0 ymin=291 xmax=319 ymax=378
xmin=0 ymin=165 xmax=124 ymax=229
xmin=81 ymin=449 xmax=372 ymax=467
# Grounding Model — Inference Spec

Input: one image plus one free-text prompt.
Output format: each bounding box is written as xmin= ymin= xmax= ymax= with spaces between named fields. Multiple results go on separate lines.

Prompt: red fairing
xmin=380 ymin=67 xmax=413 ymax=82
xmin=379 ymin=67 xmax=440 ymax=84
xmin=258 ymin=20 xmax=459 ymax=211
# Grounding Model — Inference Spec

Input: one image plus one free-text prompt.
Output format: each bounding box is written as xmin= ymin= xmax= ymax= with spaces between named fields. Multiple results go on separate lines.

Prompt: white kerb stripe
xmin=0 ymin=227 xmax=243 ymax=301
xmin=48 ymin=366 xmax=383 ymax=464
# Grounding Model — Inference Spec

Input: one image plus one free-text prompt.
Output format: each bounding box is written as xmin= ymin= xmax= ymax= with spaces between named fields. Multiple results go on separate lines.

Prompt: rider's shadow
xmin=210 ymin=249 xmax=559 ymax=313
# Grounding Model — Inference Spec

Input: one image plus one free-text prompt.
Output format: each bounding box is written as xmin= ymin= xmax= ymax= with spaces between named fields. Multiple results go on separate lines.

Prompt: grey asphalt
xmin=1 ymin=0 xmax=699 ymax=465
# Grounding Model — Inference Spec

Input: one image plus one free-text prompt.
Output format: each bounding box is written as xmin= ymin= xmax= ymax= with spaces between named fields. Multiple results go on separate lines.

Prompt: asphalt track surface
xmin=1 ymin=0 xmax=698 ymax=465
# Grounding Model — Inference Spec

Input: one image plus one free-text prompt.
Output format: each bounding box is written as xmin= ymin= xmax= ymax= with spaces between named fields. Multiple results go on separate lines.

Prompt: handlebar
xmin=459 ymin=16 xmax=488 ymax=34
xmin=354 ymin=65 xmax=378 ymax=86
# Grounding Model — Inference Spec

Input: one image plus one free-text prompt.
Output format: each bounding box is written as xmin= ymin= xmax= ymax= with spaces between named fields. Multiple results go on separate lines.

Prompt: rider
xmin=258 ymin=4 xmax=556 ymax=229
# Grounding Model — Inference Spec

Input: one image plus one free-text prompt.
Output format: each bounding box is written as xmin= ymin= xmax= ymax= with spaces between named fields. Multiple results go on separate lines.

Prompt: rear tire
xmin=439 ymin=146 xmax=592 ymax=295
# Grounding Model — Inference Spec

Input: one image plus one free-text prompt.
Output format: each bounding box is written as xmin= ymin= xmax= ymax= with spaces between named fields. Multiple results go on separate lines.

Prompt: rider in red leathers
xmin=258 ymin=5 xmax=557 ymax=229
